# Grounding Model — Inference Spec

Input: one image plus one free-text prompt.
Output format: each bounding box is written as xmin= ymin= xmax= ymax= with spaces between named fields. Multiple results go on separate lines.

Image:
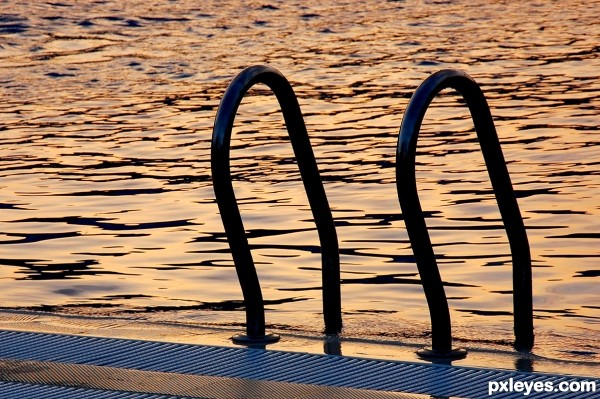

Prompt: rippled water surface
xmin=1 ymin=0 xmax=598 ymax=364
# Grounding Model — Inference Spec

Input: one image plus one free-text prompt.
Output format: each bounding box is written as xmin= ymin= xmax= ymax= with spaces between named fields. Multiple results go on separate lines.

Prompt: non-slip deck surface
xmin=0 ymin=330 xmax=596 ymax=398
xmin=0 ymin=358 xmax=423 ymax=399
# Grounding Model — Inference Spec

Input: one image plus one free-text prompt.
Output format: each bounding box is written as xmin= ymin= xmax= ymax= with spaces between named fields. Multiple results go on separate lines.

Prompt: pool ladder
xmin=211 ymin=65 xmax=534 ymax=358
xmin=211 ymin=66 xmax=342 ymax=343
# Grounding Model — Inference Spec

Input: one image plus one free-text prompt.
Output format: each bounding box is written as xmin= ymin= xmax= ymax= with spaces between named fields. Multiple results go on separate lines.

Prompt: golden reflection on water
xmin=0 ymin=0 xmax=598 ymax=364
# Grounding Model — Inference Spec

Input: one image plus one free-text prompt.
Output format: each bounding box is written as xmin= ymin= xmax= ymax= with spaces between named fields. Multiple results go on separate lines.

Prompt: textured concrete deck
xmin=0 ymin=312 xmax=600 ymax=399
xmin=0 ymin=328 xmax=598 ymax=398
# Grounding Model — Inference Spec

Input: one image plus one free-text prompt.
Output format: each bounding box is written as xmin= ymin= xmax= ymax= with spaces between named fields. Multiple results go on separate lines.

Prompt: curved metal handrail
xmin=396 ymin=69 xmax=534 ymax=358
xmin=211 ymin=65 xmax=342 ymax=343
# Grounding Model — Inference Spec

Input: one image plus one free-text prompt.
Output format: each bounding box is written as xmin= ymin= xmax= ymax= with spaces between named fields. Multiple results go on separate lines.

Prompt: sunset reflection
xmin=0 ymin=0 xmax=598 ymax=366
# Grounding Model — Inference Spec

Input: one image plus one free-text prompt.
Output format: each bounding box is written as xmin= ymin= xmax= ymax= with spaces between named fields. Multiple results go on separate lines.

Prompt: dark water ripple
xmin=0 ymin=14 xmax=29 ymax=34
xmin=0 ymin=0 xmax=598 ymax=363
xmin=9 ymin=216 xmax=195 ymax=231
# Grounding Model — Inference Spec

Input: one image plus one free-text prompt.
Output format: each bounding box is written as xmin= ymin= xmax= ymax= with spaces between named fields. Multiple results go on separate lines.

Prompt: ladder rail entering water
xmin=396 ymin=69 xmax=534 ymax=358
xmin=212 ymin=66 xmax=532 ymax=357
xmin=211 ymin=65 xmax=342 ymax=343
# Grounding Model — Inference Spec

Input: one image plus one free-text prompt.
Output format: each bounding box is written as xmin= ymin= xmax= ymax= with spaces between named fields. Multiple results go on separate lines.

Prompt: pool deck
xmin=0 ymin=310 xmax=597 ymax=398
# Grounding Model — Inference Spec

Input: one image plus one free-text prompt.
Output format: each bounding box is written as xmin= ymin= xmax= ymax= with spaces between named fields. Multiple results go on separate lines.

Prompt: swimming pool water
xmin=0 ymin=0 xmax=598 ymax=364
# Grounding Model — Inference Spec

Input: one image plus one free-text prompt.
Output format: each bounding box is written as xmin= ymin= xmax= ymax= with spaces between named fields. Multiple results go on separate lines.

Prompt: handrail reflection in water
xmin=396 ymin=69 xmax=534 ymax=359
xmin=211 ymin=65 xmax=342 ymax=344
